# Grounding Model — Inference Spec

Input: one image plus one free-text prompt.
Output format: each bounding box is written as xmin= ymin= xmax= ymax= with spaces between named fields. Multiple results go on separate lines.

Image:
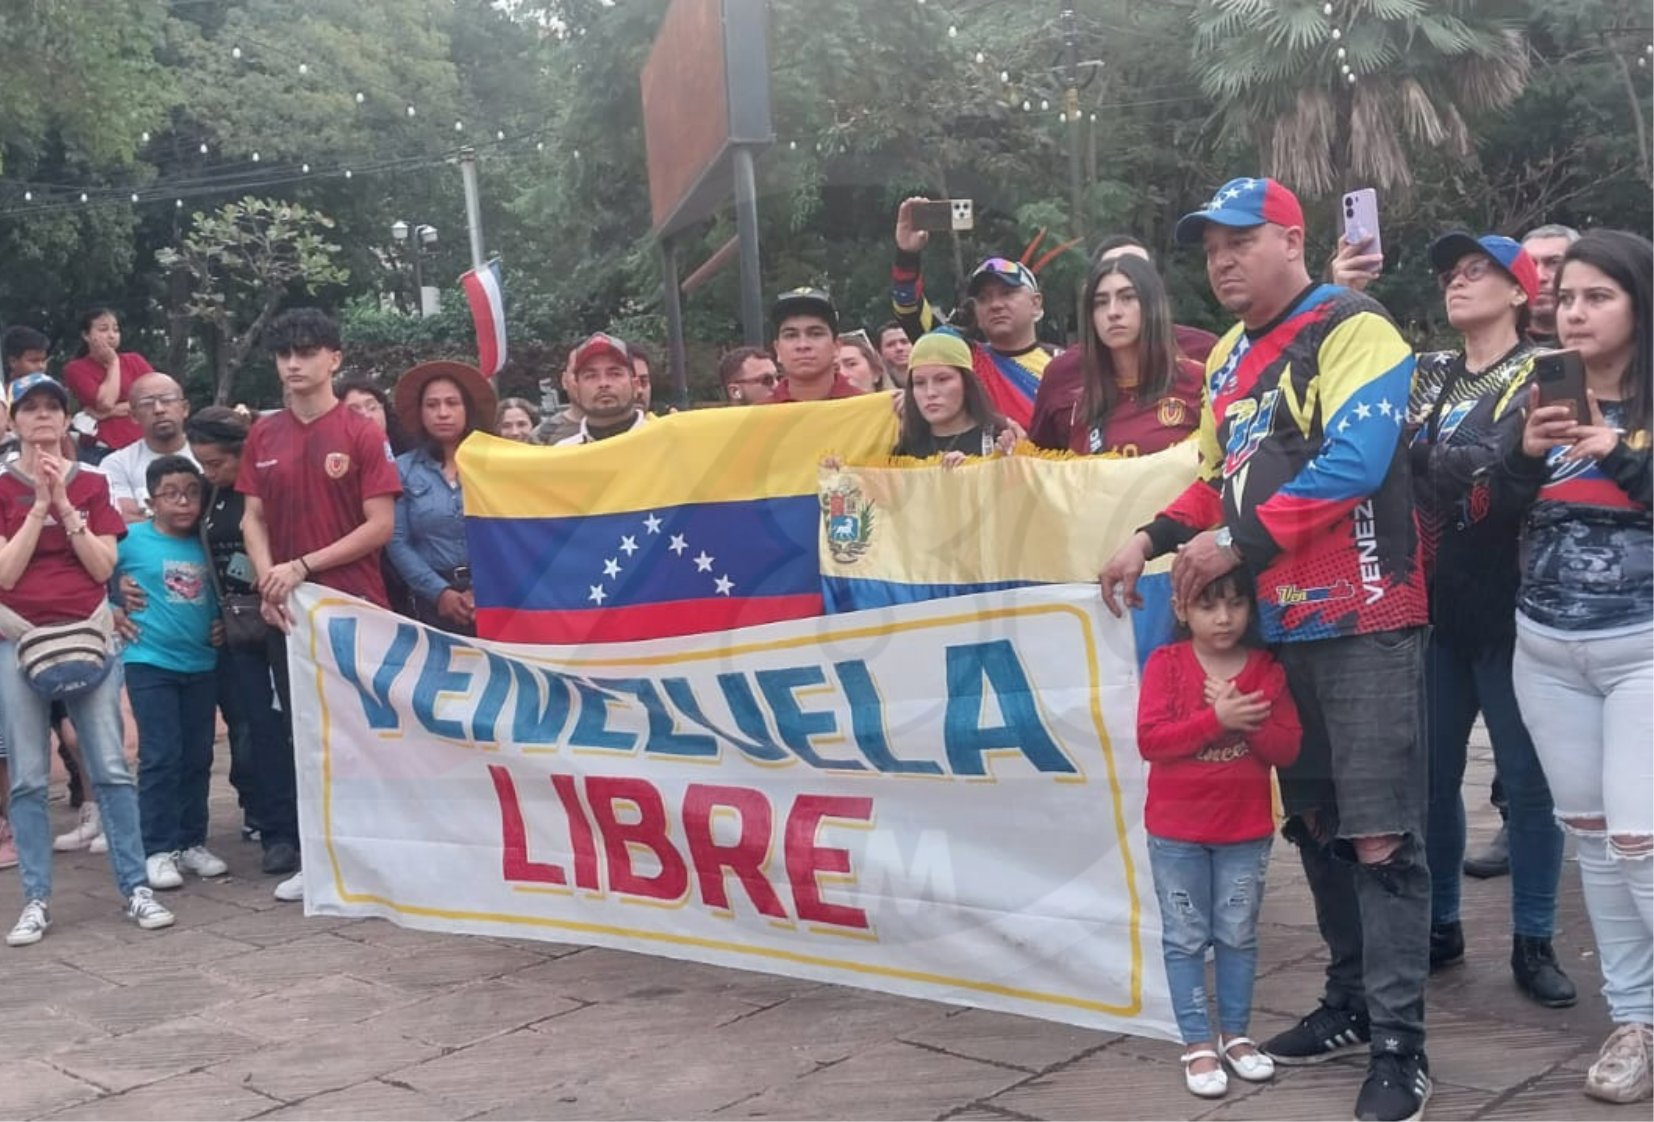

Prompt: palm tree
xmin=1192 ymin=0 xmax=1531 ymax=195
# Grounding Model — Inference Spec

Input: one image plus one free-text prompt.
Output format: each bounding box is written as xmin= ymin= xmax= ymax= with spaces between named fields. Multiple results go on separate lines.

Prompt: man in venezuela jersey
xmin=1101 ymin=178 xmax=1433 ymax=1122
xmin=890 ymin=198 xmax=1056 ymax=430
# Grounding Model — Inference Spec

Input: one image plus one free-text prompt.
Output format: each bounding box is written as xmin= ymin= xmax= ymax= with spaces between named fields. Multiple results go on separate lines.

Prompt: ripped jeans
xmin=1513 ymin=619 xmax=1653 ymax=1025
xmin=1147 ymin=833 xmax=1272 ymax=1044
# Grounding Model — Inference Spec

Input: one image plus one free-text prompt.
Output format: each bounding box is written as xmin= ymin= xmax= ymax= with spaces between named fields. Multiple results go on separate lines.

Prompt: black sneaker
xmin=1429 ymin=921 xmax=1465 ymax=972
xmin=261 ymin=841 xmax=300 ymax=876
xmin=1355 ymin=1050 xmax=1431 ymax=1121
xmin=1264 ymin=1001 xmax=1370 ymax=1065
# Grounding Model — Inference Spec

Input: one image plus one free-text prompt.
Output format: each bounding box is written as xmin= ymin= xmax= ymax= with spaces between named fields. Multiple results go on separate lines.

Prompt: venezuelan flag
xmin=458 ymin=396 xmax=898 ymax=644
xmin=819 ymin=442 xmax=1198 ymax=664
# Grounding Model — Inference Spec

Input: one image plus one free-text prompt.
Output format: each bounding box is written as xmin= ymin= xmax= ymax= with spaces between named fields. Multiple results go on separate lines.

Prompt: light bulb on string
xmin=454 ymin=120 xmax=464 ymax=132
xmin=1040 ymin=98 xmax=1049 ymax=110
xmin=176 ymin=199 xmax=182 ymax=208
xmin=79 ymin=192 xmax=88 ymax=203
xmin=535 ymin=141 xmax=544 ymax=151
xmin=975 ymin=52 xmax=984 ymax=64
xmin=355 ymin=92 xmax=365 ymax=104
xmin=789 ymin=140 xmax=797 ymax=150
xmin=1323 ymin=1 xmax=1333 ymax=13
xmin=1021 ymin=99 xmax=1031 ymax=111
xmin=1337 ymin=46 xmax=1346 ymax=59
xmin=141 ymin=131 xmax=150 ymax=144
xmin=251 ymin=151 xmax=260 ymax=162
xmin=23 ymin=191 xmax=31 ymax=202
xmin=199 ymin=142 xmax=208 ymax=154
xmin=298 ymin=63 xmax=308 ymax=75
xmin=301 ymin=162 xmax=310 ymax=173
xmin=1000 ymin=70 xmax=1009 ymax=83
xmin=406 ymin=105 xmax=416 ymax=118
xmin=1347 ymin=72 xmax=1356 ymax=83
xmin=1331 ymin=27 xmax=1341 ymax=40
xmin=231 ymin=46 xmax=242 ymax=59
xmin=343 ymin=169 xmax=353 ymax=179
xmin=496 ymin=129 xmax=505 ymax=141
xmin=573 ymin=148 xmax=581 ymax=159
xmin=130 ymin=192 xmax=139 ymax=203
xmin=947 ymin=25 xmax=956 ymax=37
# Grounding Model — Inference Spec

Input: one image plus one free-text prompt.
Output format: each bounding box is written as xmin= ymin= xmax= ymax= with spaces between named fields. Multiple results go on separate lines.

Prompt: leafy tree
xmin=156 ymin=197 xmax=349 ymax=403
xmin=1192 ymin=0 xmax=1532 ymax=195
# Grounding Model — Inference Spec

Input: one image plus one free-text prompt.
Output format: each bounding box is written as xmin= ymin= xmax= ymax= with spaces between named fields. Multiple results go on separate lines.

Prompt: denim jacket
xmin=388 ymin=448 xmax=467 ymax=608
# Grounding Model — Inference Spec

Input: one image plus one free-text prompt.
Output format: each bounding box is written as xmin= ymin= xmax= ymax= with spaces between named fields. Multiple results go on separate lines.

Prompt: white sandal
xmin=1221 ymin=1035 xmax=1276 ymax=1082
xmin=1181 ymin=1047 xmax=1229 ymax=1098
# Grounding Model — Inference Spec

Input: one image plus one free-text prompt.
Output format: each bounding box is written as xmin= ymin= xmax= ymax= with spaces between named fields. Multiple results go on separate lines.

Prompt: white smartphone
xmin=1341 ymin=188 xmax=1382 ymax=258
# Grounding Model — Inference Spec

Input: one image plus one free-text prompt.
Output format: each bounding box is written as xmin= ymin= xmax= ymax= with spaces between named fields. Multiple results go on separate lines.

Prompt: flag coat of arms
xmin=458 ymin=395 xmax=898 ymax=644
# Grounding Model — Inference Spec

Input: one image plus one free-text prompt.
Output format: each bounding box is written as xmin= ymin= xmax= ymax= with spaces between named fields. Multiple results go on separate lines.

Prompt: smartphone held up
xmin=1533 ymin=348 xmax=1592 ymax=423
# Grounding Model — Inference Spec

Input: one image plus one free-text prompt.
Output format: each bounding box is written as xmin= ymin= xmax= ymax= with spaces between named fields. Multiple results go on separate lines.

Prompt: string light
xmin=343 ymin=169 xmax=353 ymax=178
xmin=355 ymin=92 xmax=365 ymax=104
xmin=199 ymin=142 xmax=209 ymax=154
xmin=141 ymin=131 xmax=151 ymax=144
xmin=406 ymin=105 xmax=416 ymax=118
xmin=130 ymin=192 xmax=140 ymax=202
xmin=947 ymin=25 xmax=956 ymax=37
xmin=298 ymin=63 xmax=308 ymax=76
xmin=251 ymin=151 xmax=260 ymax=162
xmin=1000 ymin=70 xmax=1009 ymax=83
xmin=23 ymin=191 xmax=31 ymax=201
xmin=1331 ymin=28 xmax=1342 ymax=40
xmin=454 ymin=120 xmax=464 ymax=132
xmin=1040 ymin=98 xmax=1049 ymax=110
xmin=975 ymin=51 xmax=985 ymax=64
xmin=231 ymin=46 xmax=242 ymax=59
xmin=1323 ymin=1 xmax=1333 ymax=13
xmin=301 ymin=162 xmax=310 ymax=173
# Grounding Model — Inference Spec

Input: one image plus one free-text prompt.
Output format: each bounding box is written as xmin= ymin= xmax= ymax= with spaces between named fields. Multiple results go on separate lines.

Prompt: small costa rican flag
xmin=461 ymin=259 xmax=507 ymax=378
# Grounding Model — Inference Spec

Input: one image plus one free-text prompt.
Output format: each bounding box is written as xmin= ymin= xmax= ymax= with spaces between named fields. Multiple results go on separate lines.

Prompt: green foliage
xmin=157 ymin=197 xmax=349 ymax=402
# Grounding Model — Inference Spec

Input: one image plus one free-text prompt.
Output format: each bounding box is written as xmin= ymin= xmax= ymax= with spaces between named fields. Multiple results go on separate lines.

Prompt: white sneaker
xmin=6 ymin=900 xmax=50 ymax=947
xmin=53 ymin=803 xmax=101 ymax=851
xmin=126 ymin=886 xmax=175 ymax=930
xmin=1586 ymin=1022 xmax=1653 ymax=1104
xmin=273 ymin=868 xmax=305 ymax=902
xmin=87 ymin=832 xmax=108 ymax=854
xmin=145 ymin=852 xmax=184 ymax=890
xmin=177 ymin=845 xmax=228 ymax=878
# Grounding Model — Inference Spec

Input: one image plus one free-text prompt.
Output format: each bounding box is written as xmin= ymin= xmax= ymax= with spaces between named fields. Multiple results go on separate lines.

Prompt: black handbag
xmin=201 ymin=498 xmax=271 ymax=650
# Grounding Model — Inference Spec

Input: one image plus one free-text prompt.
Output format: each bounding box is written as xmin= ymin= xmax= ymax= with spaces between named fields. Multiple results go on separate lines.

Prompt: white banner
xmin=290 ymin=582 xmax=1175 ymax=1039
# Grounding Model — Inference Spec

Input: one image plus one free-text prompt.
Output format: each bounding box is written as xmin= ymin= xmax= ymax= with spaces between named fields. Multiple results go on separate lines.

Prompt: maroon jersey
xmin=0 ymin=466 xmax=127 ymax=624
xmin=1030 ymin=326 xmax=1216 ymax=450
xmin=1029 ymin=352 xmax=1203 ymax=456
xmin=236 ymin=403 xmax=402 ymax=607
xmin=767 ymin=373 xmax=865 ymax=403
xmin=61 ymin=352 xmax=153 ymax=450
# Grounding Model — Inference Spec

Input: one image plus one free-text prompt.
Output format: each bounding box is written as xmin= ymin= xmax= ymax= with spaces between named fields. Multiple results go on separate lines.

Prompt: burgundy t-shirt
xmin=60 ymin=352 xmax=154 ymax=450
xmin=0 ymin=467 xmax=127 ymax=624
xmin=767 ymin=373 xmax=866 ymax=403
xmin=1029 ymin=324 xmax=1218 ymax=450
xmin=236 ymin=403 xmax=402 ymax=607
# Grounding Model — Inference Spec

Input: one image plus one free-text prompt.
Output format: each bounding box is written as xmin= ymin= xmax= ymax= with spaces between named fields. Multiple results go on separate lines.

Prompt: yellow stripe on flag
xmin=459 ymin=396 xmax=900 ymax=519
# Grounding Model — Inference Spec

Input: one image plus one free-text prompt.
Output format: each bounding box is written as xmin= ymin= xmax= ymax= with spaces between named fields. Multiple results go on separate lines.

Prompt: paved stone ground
xmin=0 ymin=736 xmax=1641 ymax=1121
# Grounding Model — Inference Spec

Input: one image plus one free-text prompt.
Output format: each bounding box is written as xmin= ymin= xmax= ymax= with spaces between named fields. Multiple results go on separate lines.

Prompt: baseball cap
xmin=1174 ymin=177 xmax=1306 ymax=245
xmin=8 ymin=372 xmax=69 ymax=409
xmin=770 ymin=287 xmax=839 ymax=334
xmin=967 ymin=257 xmax=1039 ymax=295
xmin=570 ymin=332 xmax=632 ymax=371
xmin=907 ymin=329 xmax=974 ymax=373
xmin=1428 ymin=232 xmax=1541 ymax=307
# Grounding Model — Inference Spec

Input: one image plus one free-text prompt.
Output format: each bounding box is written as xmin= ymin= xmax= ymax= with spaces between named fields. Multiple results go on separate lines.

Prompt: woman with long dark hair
xmin=1060 ymin=253 xmax=1202 ymax=457
xmin=59 ymin=306 xmax=154 ymax=460
xmin=387 ymin=362 xmax=495 ymax=633
xmin=892 ymin=331 xmax=1015 ymax=466
xmin=1496 ymin=229 xmax=1652 ymax=1105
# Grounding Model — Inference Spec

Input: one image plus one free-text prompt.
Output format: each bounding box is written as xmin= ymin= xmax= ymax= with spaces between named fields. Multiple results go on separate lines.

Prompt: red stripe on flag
xmin=476 ymin=594 xmax=826 ymax=645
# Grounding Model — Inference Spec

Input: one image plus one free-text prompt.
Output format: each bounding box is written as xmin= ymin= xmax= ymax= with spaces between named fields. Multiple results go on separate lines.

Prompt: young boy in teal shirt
xmin=116 ymin=454 xmax=225 ymax=890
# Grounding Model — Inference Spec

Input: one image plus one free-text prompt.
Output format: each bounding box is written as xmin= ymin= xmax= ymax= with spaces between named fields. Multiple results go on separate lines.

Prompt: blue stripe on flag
xmin=821 ymin=576 xmax=1042 ymax=614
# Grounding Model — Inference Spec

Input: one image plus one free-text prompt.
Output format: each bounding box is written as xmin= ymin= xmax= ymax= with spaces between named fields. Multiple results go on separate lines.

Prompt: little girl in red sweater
xmin=1136 ymin=569 xmax=1301 ymax=1100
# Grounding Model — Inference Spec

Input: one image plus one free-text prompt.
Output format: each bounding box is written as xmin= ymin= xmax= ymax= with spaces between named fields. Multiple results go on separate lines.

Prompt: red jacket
xmin=1136 ymin=641 xmax=1300 ymax=844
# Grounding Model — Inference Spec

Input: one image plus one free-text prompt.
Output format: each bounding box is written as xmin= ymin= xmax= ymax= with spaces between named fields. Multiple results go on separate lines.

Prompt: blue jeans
xmin=0 ymin=645 xmax=146 ymax=900
xmin=1147 ymin=833 xmax=1272 ymax=1044
xmin=127 ymin=662 xmax=217 ymax=856
xmin=1425 ymin=635 xmax=1562 ymax=938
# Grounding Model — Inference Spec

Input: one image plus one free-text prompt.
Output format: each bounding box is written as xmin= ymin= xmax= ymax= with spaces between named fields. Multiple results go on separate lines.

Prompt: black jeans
xmin=224 ymin=635 xmax=297 ymax=851
xmin=1277 ymin=628 xmax=1431 ymax=1055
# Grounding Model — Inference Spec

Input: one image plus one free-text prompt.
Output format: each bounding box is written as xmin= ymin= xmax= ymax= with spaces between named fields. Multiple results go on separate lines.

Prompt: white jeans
xmin=1514 ymin=621 xmax=1653 ymax=1025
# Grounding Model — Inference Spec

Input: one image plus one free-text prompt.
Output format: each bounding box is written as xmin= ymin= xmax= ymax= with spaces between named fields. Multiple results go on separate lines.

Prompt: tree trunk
xmin=211 ymin=324 xmax=232 ymax=406
xmin=164 ymin=266 xmax=191 ymax=378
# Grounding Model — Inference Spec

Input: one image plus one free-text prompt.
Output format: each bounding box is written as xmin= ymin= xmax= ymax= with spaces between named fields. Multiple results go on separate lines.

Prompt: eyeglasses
xmin=732 ymin=373 xmax=777 ymax=387
xmin=133 ymin=392 xmax=185 ymax=412
xmin=151 ymin=486 xmax=202 ymax=504
xmin=1437 ymin=257 xmax=1497 ymax=290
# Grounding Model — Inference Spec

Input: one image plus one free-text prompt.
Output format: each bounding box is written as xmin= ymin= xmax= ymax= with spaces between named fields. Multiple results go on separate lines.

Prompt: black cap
xmin=769 ymin=286 xmax=839 ymax=334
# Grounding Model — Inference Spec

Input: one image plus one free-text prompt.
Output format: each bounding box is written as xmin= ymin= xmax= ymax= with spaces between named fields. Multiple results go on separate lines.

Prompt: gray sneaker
xmin=126 ymin=887 xmax=175 ymax=931
xmin=6 ymin=900 xmax=50 ymax=947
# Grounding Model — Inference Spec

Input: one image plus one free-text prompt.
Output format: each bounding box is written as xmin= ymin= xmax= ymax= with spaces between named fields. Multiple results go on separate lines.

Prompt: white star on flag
xmin=619 ymin=535 xmax=638 ymax=556
xmin=694 ymin=551 xmax=714 ymax=573
xmin=643 ymin=513 xmax=662 ymax=534
xmin=668 ymin=534 xmax=688 ymax=556
xmin=602 ymin=558 xmax=621 ymax=579
xmin=588 ymin=584 xmax=607 ymax=605
xmin=1377 ymin=399 xmax=1393 ymax=417
xmin=1354 ymin=402 xmax=1372 ymax=420
xmin=1338 ymin=415 xmax=1351 ymax=433
xmin=714 ymin=575 xmax=734 ymax=596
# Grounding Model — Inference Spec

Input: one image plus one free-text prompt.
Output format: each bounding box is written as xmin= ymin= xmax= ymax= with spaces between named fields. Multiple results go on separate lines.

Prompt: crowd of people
xmin=0 ymin=173 xmax=1645 ymax=1122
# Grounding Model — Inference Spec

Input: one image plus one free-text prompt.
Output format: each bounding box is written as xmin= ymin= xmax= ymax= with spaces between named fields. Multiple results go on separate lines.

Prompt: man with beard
xmin=555 ymin=333 xmax=649 ymax=445
xmin=99 ymin=372 xmax=198 ymax=522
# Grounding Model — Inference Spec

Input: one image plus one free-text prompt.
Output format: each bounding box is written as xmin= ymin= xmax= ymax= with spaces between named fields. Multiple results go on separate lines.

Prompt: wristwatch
xmin=1215 ymin=525 xmax=1242 ymax=564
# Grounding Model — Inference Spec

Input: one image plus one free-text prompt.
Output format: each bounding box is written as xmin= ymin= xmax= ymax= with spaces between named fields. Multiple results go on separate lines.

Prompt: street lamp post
xmin=390 ymin=220 xmax=440 ymax=317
